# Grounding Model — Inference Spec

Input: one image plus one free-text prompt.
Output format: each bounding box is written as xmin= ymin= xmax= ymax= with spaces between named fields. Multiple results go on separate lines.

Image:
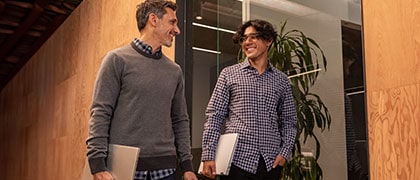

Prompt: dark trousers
xmin=221 ymin=156 xmax=283 ymax=180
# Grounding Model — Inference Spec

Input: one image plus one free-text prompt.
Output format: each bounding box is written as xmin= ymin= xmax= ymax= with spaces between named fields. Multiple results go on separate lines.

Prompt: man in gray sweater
xmin=86 ymin=1 xmax=197 ymax=180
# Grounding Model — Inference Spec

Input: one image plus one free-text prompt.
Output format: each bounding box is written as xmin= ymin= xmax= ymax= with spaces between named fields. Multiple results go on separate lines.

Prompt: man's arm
xmin=171 ymin=67 xmax=194 ymax=173
xmin=277 ymin=79 xmax=298 ymax=160
xmin=201 ymin=69 xmax=230 ymax=163
xmin=86 ymin=52 xmax=123 ymax=174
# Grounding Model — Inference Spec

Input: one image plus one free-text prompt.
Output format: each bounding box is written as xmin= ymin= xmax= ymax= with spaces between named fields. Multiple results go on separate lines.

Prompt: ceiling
xmin=0 ymin=0 xmax=238 ymax=92
xmin=0 ymin=0 xmax=83 ymax=91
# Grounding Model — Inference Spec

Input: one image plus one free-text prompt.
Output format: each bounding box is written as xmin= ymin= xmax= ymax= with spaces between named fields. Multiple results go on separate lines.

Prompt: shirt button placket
xmin=256 ymin=75 xmax=265 ymax=157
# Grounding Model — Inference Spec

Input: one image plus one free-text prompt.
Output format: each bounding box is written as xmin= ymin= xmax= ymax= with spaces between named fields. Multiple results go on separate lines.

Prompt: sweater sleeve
xmin=171 ymin=67 xmax=194 ymax=173
xmin=86 ymin=52 xmax=123 ymax=174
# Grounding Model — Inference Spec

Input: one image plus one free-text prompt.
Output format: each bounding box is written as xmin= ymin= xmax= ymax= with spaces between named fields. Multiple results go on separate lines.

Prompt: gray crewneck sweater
xmin=86 ymin=43 xmax=193 ymax=174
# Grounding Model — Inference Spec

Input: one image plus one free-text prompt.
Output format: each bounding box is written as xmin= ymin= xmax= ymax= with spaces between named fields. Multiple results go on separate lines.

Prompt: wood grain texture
xmin=367 ymin=86 xmax=420 ymax=180
xmin=0 ymin=0 xmax=177 ymax=179
xmin=363 ymin=0 xmax=420 ymax=90
xmin=363 ymin=0 xmax=420 ymax=179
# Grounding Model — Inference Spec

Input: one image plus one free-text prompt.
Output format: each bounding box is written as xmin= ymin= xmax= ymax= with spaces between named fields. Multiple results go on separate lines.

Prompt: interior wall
xmin=0 ymin=0 xmax=175 ymax=179
xmin=362 ymin=0 xmax=420 ymax=180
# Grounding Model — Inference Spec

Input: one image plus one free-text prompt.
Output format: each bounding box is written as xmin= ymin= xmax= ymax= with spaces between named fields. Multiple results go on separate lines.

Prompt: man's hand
xmin=183 ymin=171 xmax=198 ymax=180
xmin=202 ymin=160 xmax=217 ymax=179
xmin=272 ymin=155 xmax=287 ymax=168
xmin=93 ymin=171 xmax=113 ymax=180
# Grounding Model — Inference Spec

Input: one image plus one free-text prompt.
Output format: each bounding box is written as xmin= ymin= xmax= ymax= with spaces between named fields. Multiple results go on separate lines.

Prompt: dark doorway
xmin=342 ymin=20 xmax=369 ymax=180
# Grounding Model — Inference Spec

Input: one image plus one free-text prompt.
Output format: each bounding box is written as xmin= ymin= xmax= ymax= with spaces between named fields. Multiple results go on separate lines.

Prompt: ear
xmin=148 ymin=13 xmax=158 ymax=26
xmin=266 ymin=39 xmax=273 ymax=47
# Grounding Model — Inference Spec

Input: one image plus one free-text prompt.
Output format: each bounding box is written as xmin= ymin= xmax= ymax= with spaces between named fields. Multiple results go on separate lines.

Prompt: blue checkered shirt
xmin=134 ymin=169 xmax=175 ymax=180
xmin=131 ymin=38 xmax=175 ymax=179
xmin=132 ymin=38 xmax=163 ymax=58
xmin=201 ymin=59 xmax=297 ymax=174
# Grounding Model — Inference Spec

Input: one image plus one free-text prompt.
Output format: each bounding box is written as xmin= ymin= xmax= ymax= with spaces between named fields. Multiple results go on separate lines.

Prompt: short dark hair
xmin=232 ymin=19 xmax=277 ymax=44
xmin=136 ymin=0 xmax=177 ymax=32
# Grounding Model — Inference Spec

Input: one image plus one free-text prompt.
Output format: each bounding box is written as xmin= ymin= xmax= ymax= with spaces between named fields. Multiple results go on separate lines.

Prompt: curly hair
xmin=232 ymin=19 xmax=277 ymax=45
xmin=136 ymin=0 xmax=177 ymax=32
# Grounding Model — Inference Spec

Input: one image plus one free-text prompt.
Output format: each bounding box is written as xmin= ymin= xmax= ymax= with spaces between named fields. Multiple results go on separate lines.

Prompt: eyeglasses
xmin=239 ymin=33 xmax=260 ymax=43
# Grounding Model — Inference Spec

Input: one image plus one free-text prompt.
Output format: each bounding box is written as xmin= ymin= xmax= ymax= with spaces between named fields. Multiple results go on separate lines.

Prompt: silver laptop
xmin=198 ymin=133 xmax=239 ymax=176
xmin=82 ymin=144 xmax=140 ymax=180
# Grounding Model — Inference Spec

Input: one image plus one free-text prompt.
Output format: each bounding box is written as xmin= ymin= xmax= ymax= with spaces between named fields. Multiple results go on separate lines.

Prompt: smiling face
xmin=241 ymin=26 xmax=272 ymax=62
xmin=155 ymin=7 xmax=180 ymax=47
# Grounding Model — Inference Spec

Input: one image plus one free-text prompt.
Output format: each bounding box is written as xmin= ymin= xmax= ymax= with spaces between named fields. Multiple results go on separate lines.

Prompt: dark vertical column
xmin=175 ymin=0 xmax=193 ymax=134
xmin=175 ymin=0 xmax=195 ymax=177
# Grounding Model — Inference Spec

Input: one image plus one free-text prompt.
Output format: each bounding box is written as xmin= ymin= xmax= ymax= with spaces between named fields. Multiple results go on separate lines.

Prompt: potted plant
xmin=238 ymin=21 xmax=332 ymax=180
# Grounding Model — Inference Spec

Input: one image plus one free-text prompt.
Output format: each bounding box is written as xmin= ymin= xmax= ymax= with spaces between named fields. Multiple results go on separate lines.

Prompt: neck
xmin=138 ymin=31 xmax=161 ymax=54
xmin=248 ymin=57 xmax=269 ymax=75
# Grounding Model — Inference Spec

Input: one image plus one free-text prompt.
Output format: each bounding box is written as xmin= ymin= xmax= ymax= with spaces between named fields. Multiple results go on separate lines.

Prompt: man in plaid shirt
xmin=201 ymin=19 xmax=297 ymax=180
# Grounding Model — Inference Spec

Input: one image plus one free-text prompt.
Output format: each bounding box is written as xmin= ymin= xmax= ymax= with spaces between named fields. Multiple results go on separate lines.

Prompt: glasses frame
xmin=239 ymin=33 xmax=261 ymax=43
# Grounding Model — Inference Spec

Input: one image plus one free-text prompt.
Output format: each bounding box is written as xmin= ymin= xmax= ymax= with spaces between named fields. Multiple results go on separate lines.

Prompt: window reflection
xmin=342 ymin=21 xmax=369 ymax=180
xmin=190 ymin=0 xmax=242 ymax=172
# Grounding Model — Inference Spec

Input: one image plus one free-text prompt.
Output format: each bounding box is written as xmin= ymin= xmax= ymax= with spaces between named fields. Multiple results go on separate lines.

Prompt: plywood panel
xmin=0 ymin=0 xmax=178 ymax=179
xmin=363 ymin=0 xmax=420 ymax=90
xmin=363 ymin=0 xmax=420 ymax=180
xmin=367 ymin=85 xmax=420 ymax=180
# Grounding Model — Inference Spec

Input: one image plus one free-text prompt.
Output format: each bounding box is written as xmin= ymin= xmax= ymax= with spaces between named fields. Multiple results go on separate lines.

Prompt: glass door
xmin=180 ymin=0 xmax=368 ymax=179
xmin=244 ymin=0 xmax=368 ymax=179
xmin=188 ymin=0 xmax=242 ymax=171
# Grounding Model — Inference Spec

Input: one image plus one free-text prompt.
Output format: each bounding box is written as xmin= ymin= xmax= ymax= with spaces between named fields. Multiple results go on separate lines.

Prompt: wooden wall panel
xmin=0 ymin=0 xmax=176 ymax=179
xmin=367 ymin=85 xmax=420 ymax=180
xmin=363 ymin=0 xmax=420 ymax=179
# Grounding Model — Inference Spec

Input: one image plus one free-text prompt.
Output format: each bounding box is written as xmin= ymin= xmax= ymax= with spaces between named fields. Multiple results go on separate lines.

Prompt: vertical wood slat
xmin=0 ymin=0 xmax=176 ymax=179
xmin=363 ymin=0 xmax=420 ymax=179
